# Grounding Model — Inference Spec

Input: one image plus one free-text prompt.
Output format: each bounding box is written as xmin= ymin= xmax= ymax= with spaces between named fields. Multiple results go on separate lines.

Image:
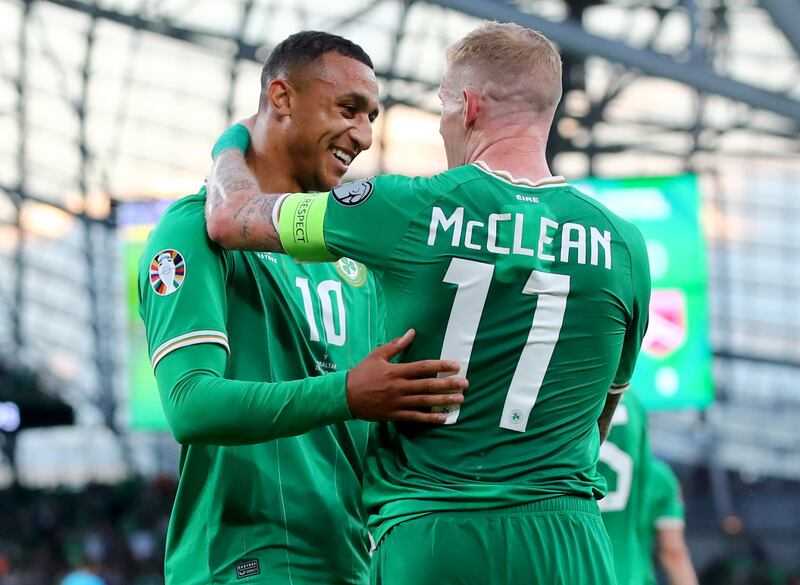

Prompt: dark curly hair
xmin=260 ymin=30 xmax=373 ymax=99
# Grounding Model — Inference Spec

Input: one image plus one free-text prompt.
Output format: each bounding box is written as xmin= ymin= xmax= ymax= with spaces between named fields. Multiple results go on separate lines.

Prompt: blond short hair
xmin=446 ymin=22 xmax=562 ymax=113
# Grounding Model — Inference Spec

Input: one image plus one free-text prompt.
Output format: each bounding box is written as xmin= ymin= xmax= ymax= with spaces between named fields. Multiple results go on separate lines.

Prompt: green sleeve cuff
xmin=278 ymin=192 xmax=338 ymax=261
xmin=211 ymin=123 xmax=251 ymax=159
xmin=312 ymin=370 xmax=352 ymax=420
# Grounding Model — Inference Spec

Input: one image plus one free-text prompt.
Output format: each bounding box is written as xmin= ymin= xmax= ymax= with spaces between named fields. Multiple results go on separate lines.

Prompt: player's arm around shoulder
xmin=285 ymin=172 xmax=431 ymax=268
xmin=204 ymin=121 xmax=432 ymax=270
xmin=204 ymin=118 xmax=286 ymax=252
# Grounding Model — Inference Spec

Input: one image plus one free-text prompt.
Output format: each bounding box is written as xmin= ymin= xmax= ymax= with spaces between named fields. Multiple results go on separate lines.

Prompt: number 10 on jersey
xmin=435 ymin=258 xmax=570 ymax=432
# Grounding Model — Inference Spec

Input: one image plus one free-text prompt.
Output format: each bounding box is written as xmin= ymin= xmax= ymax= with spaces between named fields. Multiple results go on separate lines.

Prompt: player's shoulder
xmin=649 ymin=458 xmax=678 ymax=489
xmin=565 ymin=184 xmax=648 ymax=266
xmin=329 ymin=170 xmax=478 ymax=217
xmin=564 ymin=185 xmax=643 ymax=240
xmin=427 ymin=164 xmax=487 ymax=194
xmin=150 ymin=189 xmax=207 ymax=235
xmin=369 ymin=165 xmax=484 ymax=198
xmin=140 ymin=188 xmax=216 ymax=269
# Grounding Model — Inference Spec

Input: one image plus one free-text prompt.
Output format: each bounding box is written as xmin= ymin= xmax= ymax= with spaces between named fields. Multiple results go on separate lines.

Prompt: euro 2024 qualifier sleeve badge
xmin=150 ymin=249 xmax=186 ymax=296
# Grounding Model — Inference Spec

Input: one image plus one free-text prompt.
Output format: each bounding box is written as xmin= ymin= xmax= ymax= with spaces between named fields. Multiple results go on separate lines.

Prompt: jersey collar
xmin=472 ymin=160 xmax=568 ymax=189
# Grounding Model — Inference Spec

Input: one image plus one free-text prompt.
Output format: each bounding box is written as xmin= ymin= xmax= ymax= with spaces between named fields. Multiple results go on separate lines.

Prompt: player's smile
xmin=330 ymin=145 xmax=355 ymax=174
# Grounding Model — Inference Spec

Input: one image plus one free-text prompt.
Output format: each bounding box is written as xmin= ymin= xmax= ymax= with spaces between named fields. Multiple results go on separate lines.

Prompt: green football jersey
xmin=598 ymin=391 xmax=653 ymax=585
xmin=278 ymin=161 xmax=651 ymax=542
xmin=138 ymin=191 xmax=381 ymax=585
xmin=641 ymin=458 xmax=686 ymax=585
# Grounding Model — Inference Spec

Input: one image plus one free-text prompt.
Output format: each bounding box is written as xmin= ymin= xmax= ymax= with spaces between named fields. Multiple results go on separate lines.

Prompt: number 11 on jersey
xmin=435 ymin=258 xmax=570 ymax=432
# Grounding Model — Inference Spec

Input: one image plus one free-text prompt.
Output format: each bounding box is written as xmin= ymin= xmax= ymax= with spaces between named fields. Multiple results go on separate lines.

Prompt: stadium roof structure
xmin=0 ymin=0 xmax=799 ymax=492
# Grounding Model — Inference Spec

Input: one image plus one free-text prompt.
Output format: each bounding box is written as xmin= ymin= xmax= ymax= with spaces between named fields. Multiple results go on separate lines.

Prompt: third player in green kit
xmin=598 ymin=393 xmax=697 ymax=585
xmin=598 ymin=391 xmax=654 ymax=584
xmin=206 ymin=23 xmax=651 ymax=584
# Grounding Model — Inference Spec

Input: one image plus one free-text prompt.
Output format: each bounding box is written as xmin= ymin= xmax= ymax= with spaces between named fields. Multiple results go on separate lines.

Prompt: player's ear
xmin=267 ymin=79 xmax=293 ymax=117
xmin=463 ymin=89 xmax=480 ymax=129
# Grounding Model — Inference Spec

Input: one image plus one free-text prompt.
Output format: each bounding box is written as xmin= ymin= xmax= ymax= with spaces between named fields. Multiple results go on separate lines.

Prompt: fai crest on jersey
xmin=335 ymin=257 xmax=367 ymax=287
xmin=149 ymin=249 xmax=185 ymax=296
xmin=331 ymin=177 xmax=374 ymax=206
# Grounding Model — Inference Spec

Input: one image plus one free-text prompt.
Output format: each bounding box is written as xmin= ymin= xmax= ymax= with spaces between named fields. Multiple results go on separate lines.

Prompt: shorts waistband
xmin=429 ymin=496 xmax=600 ymax=519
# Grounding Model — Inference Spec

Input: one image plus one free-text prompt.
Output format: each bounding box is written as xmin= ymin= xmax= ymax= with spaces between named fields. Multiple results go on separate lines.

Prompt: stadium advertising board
xmin=119 ymin=200 xmax=174 ymax=430
xmin=574 ymin=174 xmax=713 ymax=410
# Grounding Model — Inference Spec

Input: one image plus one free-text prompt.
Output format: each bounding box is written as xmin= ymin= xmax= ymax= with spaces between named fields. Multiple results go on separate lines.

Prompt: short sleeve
xmin=649 ymin=459 xmax=685 ymax=528
xmin=138 ymin=194 xmax=230 ymax=369
xmin=278 ymin=175 xmax=431 ymax=272
xmin=612 ymin=223 xmax=652 ymax=392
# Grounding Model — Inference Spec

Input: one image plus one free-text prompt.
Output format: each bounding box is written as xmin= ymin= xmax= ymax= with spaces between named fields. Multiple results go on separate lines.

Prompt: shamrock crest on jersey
xmin=335 ymin=258 xmax=367 ymax=286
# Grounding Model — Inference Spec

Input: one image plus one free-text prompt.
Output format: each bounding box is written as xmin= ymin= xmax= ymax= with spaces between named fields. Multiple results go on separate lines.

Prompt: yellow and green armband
xmin=211 ymin=123 xmax=250 ymax=159
xmin=278 ymin=192 xmax=338 ymax=262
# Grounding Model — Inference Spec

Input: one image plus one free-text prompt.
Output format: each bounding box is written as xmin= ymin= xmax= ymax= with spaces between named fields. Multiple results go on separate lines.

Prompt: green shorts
xmin=370 ymin=496 xmax=616 ymax=585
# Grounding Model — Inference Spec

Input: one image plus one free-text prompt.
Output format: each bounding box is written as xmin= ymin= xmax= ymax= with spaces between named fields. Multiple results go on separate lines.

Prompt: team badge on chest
xmin=149 ymin=249 xmax=186 ymax=296
xmin=335 ymin=258 xmax=367 ymax=287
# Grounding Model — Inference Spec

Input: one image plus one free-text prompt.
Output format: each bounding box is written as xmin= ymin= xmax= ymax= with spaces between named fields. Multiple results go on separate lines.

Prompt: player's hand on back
xmin=346 ymin=329 xmax=466 ymax=424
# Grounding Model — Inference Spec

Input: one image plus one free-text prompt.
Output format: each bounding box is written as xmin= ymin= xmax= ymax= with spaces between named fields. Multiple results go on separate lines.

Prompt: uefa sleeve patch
xmin=149 ymin=249 xmax=186 ymax=296
xmin=331 ymin=177 xmax=374 ymax=206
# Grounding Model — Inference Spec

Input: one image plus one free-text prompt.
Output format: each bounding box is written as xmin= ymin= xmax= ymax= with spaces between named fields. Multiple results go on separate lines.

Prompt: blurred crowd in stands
xmin=0 ymin=479 xmax=172 ymax=585
xmin=0 ymin=476 xmax=798 ymax=585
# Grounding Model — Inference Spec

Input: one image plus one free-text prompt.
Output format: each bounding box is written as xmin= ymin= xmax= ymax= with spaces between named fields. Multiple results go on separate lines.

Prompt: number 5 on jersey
xmin=435 ymin=258 xmax=570 ymax=432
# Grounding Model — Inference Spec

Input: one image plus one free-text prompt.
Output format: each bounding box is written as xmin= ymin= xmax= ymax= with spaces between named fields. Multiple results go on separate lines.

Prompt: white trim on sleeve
xmin=609 ymin=382 xmax=630 ymax=394
xmin=272 ymin=193 xmax=291 ymax=233
xmin=655 ymin=517 xmax=685 ymax=529
xmin=151 ymin=330 xmax=230 ymax=368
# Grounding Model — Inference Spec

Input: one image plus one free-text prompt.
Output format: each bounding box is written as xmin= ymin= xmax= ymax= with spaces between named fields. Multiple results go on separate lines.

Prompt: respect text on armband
xmin=292 ymin=196 xmax=313 ymax=244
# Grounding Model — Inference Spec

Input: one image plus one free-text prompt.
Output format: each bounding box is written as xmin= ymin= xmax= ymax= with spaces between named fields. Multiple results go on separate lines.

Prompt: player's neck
xmin=467 ymin=135 xmax=553 ymax=182
xmin=247 ymin=118 xmax=303 ymax=193
xmin=461 ymin=111 xmax=555 ymax=180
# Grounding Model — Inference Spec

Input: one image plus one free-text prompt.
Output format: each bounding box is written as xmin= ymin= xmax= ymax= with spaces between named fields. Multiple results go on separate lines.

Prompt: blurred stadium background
xmin=0 ymin=0 xmax=798 ymax=583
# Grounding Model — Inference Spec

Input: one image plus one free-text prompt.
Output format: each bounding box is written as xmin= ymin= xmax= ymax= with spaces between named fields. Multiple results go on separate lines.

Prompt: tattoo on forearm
xmin=225 ymin=178 xmax=258 ymax=192
xmin=257 ymin=195 xmax=274 ymax=221
xmin=233 ymin=198 xmax=257 ymax=239
xmin=205 ymin=149 xmax=284 ymax=251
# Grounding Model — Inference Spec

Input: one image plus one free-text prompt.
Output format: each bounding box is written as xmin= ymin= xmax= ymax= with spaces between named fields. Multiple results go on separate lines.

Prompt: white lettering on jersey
xmin=427 ymin=206 xmax=613 ymax=269
xmin=465 ymin=220 xmax=483 ymax=250
xmin=487 ymin=214 xmax=511 ymax=255
xmin=590 ymin=227 xmax=612 ymax=269
xmin=561 ymin=223 xmax=586 ymax=265
xmin=537 ymin=217 xmax=558 ymax=262
xmin=428 ymin=207 xmax=463 ymax=247
xmin=512 ymin=214 xmax=534 ymax=256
